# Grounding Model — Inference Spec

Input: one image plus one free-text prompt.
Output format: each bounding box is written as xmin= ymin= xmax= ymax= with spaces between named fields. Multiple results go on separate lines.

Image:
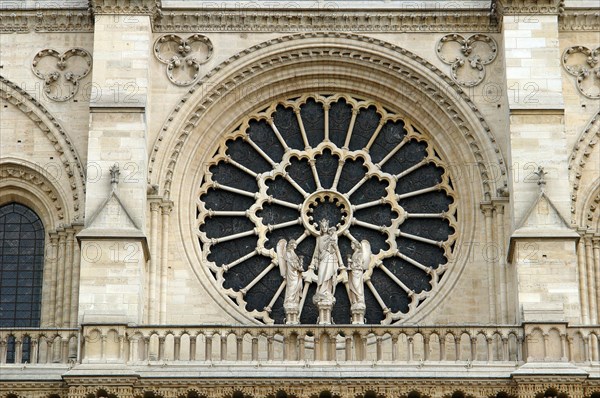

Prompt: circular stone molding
xmin=196 ymin=93 xmax=458 ymax=325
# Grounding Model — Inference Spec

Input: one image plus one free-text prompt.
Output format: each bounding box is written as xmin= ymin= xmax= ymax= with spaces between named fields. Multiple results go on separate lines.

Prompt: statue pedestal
xmin=351 ymin=303 xmax=366 ymax=324
xmin=284 ymin=303 xmax=300 ymax=325
xmin=314 ymin=296 xmax=335 ymax=325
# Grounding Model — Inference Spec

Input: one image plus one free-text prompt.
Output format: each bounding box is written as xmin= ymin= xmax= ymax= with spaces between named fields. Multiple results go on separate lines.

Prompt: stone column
xmin=42 ymin=233 xmax=58 ymax=327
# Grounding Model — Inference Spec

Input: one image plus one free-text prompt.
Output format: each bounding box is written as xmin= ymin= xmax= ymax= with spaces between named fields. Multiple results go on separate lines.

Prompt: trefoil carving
xmin=31 ymin=48 xmax=92 ymax=101
xmin=562 ymin=46 xmax=600 ymax=99
xmin=154 ymin=34 xmax=213 ymax=86
xmin=436 ymin=34 xmax=498 ymax=87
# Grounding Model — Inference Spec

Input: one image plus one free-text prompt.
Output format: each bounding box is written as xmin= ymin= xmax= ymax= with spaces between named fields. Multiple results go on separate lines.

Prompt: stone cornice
xmin=560 ymin=8 xmax=600 ymax=31
xmin=495 ymin=0 xmax=564 ymax=15
xmin=153 ymin=9 xmax=499 ymax=32
xmin=0 ymin=9 xmax=93 ymax=33
xmin=89 ymin=0 xmax=161 ymax=15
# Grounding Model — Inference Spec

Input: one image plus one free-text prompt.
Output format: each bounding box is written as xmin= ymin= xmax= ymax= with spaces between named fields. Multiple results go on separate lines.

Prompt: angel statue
xmin=277 ymin=239 xmax=304 ymax=325
xmin=347 ymin=240 xmax=371 ymax=324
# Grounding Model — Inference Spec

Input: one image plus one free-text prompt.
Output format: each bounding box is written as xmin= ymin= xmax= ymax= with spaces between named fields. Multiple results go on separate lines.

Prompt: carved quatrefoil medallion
xmin=31 ymin=48 xmax=92 ymax=102
xmin=436 ymin=34 xmax=498 ymax=87
xmin=562 ymin=46 xmax=600 ymax=99
xmin=197 ymin=94 xmax=458 ymax=325
xmin=154 ymin=34 xmax=213 ymax=86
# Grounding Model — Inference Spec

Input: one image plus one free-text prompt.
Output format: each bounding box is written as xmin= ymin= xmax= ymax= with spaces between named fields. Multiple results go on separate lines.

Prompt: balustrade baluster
xmin=101 ymin=335 xmax=107 ymax=361
xmin=61 ymin=338 xmax=69 ymax=363
xmin=144 ymin=337 xmax=150 ymax=361
xmin=440 ymin=335 xmax=446 ymax=361
xmin=31 ymin=339 xmax=38 ymax=364
xmin=205 ymin=334 xmax=213 ymax=361
xmin=174 ymin=336 xmax=180 ymax=361
xmin=423 ymin=334 xmax=430 ymax=361
xmin=454 ymin=336 xmax=460 ymax=361
xmin=502 ymin=337 xmax=508 ymax=361
xmin=470 ymin=336 xmax=477 ymax=361
xmin=220 ymin=334 xmax=227 ymax=361
xmin=376 ymin=336 xmax=383 ymax=361
xmin=237 ymin=336 xmax=243 ymax=361
xmin=190 ymin=335 xmax=196 ymax=361
xmin=487 ymin=337 xmax=493 ymax=362
xmin=14 ymin=338 xmax=22 ymax=364
xmin=345 ymin=336 xmax=352 ymax=361
xmin=46 ymin=341 xmax=53 ymax=364
xmin=298 ymin=335 xmax=305 ymax=361
xmin=329 ymin=334 xmax=336 ymax=361
xmin=129 ymin=338 xmax=136 ymax=362
xmin=158 ymin=336 xmax=165 ymax=361
xmin=251 ymin=337 xmax=258 ymax=361
xmin=408 ymin=336 xmax=414 ymax=362
xmin=267 ymin=336 xmax=274 ymax=361
xmin=391 ymin=335 xmax=398 ymax=362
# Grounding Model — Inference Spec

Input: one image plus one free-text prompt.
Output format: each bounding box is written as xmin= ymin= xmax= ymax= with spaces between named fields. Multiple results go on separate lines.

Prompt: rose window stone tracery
xmin=197 ymin=94 xmax=457 ymax=325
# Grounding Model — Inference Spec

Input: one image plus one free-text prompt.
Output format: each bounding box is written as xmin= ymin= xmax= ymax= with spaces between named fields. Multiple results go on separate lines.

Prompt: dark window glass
xmin=0 ymin=203 xmax=45 ymax=328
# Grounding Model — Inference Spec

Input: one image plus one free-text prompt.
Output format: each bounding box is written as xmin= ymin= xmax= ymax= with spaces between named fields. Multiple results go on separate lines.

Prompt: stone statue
xmin=310 ymin=219 xmax=344 ymax=304
xmin=347 ymin=240 xmax=371 ymax=324
xmin=277 ymin=238 xmax=304 ymax=324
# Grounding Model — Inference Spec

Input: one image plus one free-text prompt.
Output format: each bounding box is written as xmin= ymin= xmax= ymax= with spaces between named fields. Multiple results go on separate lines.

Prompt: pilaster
xmin=77 ymin=0 xmax=152 ymax=325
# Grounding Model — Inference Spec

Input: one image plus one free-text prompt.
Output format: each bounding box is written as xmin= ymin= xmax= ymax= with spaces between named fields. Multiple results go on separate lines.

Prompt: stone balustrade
xmin=0 ymin=328 xmax=79 ymax=364
xmin=1 ymin=324 xmax=598 ymax=366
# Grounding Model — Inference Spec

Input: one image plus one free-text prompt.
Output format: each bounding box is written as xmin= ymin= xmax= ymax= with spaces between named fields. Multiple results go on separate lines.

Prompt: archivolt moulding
xmin=154 ymin=34 xmax=213 ymax=86
xmin=0 ymin=75 xmax=86 ymax=222
xmin=149 ymin=32 xmax=507 ymax=201
xmin=31 ymin=48 xmax=92 ymax=102
xmin=436 ymin=33 xmax=498 ymax=87
xmin=562 ymin=46 xmax=600 ymax=99
xmin=0 ymin=161 xmax=66 ymax=223
xmin=569 ymin=111 xmax=600 ymax=222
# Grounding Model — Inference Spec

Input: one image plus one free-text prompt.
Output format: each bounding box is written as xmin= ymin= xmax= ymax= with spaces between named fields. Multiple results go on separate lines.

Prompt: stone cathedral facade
xmin=0 ymin=0 xmax=599 ymax=397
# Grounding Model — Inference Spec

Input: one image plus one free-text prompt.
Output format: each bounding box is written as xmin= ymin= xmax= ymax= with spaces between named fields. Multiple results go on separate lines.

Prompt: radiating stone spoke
xmin=222 ymin=250 xmax=258 ymax=272
xmin=211 ymin=229 xmax=257 ymax=244
xmin=351 ymin=218 xmax=387 ymax=233
xmin=226 ymin=157 xmax=259 ymax=178
xmin=265 ymin=281 xmax=286 ymax=313
xmin=343 ymin=110 xmax=358 ymax=149
xmin=212 ymin=182 xmax=257 ymax=198
xmin=207 ymin=210 xmax=248 ymax=217
xmin=366 ymin=280 xmax=391 ymax=314
xmin=268 ymin=119 xmax=290 ymax=152
xmin=397 ymin=231 xmax=443 ymax=247
xmin=294 ymin=110 xmax=311 ymax=149
xmin=379 ymin=263 xmax=413 ymax=294
xmin=396 ymin=184 xmax=440 ymax=200
xmin=308 ymin=159 xmax=322 ymax=190
xmin=240 ymin=262 xmax=277 ymax=295
xmin=245 ymin=136 xmax=277 ymax=167
xmin=396 ymin=251 xmax=432 ymax=273
xmin=267 ymin=196 xmax=302 ymax=210
xmin=364 ymin=121 xmax=385 ymax=151
xmin=352 ymin=198 xmax=385 ymax=211
xmin=268 ymin=218 xmax=302 ymax=231
xmin=376 ymin=137 xmax=409 ymax=168
xmin=345 ymin=175 xmax=369 ymax=197
xmin=393 ymin=159 xmax=428 ymax=181
xmin=407 ymin=212 xmax=445 ymax=219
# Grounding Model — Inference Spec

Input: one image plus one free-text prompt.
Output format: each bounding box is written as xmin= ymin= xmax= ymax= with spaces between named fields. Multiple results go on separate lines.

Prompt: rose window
xmin=197 ymin=94 xmax=457 ymax=324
